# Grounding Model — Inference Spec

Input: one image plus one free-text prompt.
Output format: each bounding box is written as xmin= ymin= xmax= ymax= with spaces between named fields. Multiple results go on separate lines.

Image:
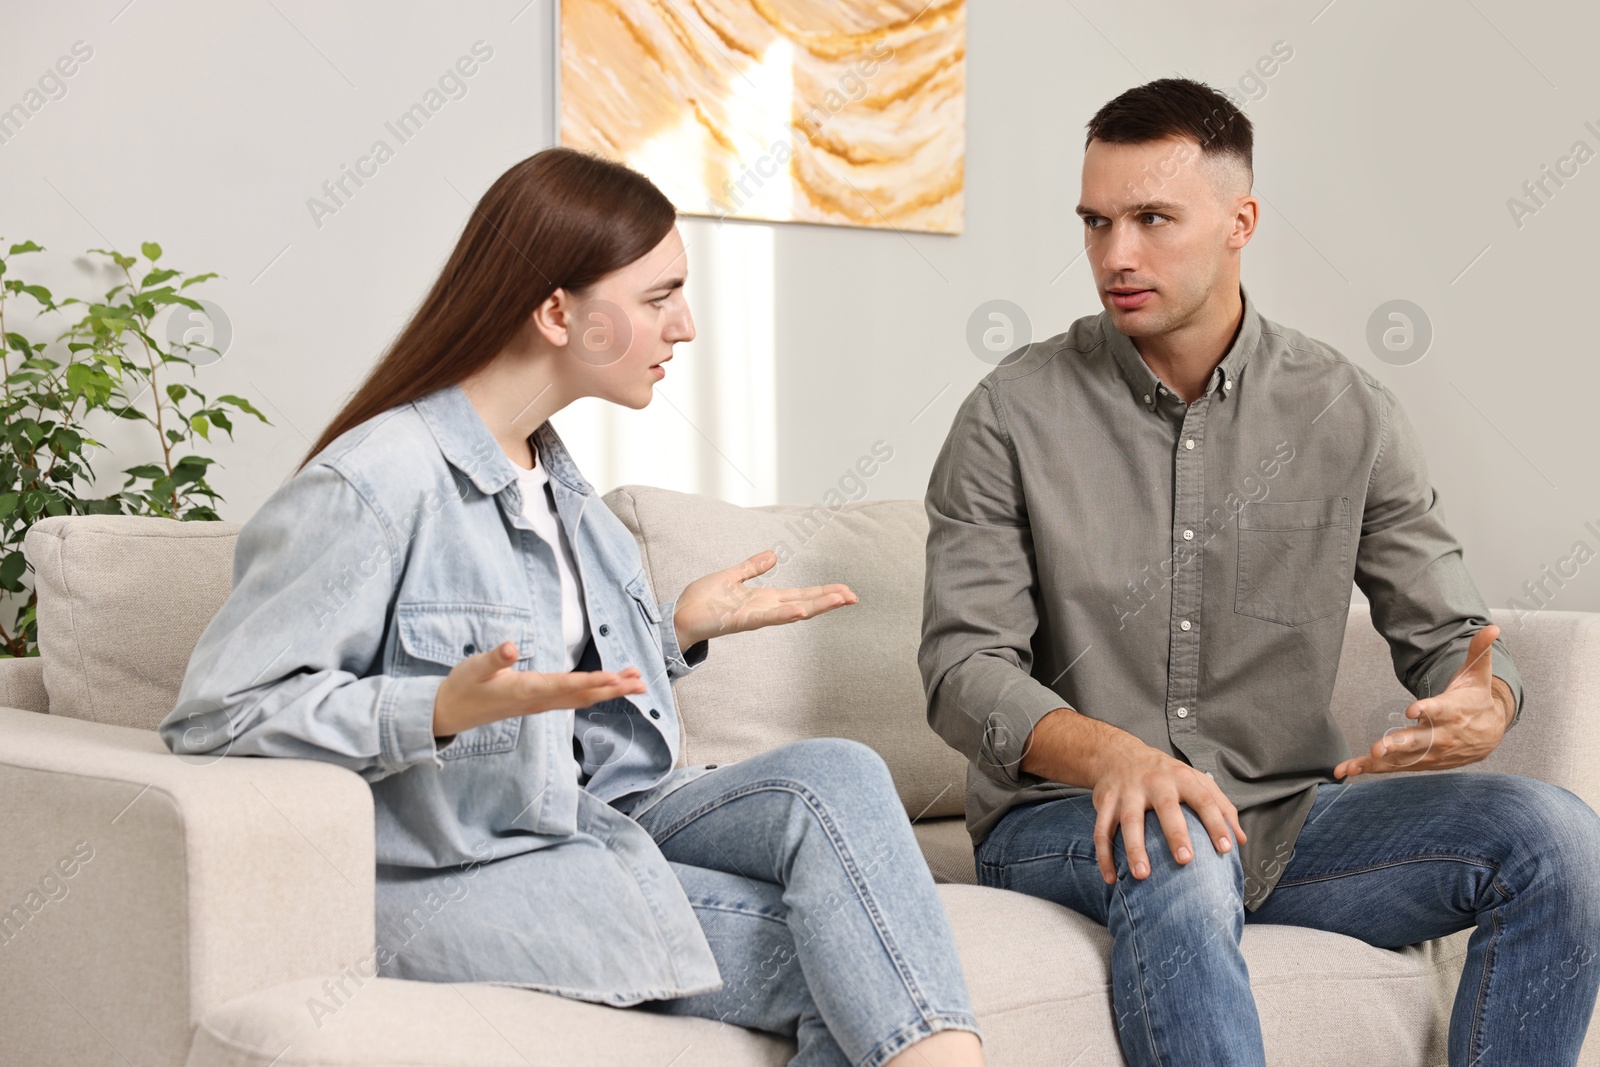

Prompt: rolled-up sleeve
xmin=159 ymin=463 xmax=448 ymax=779
xmin=1354 ymin=385 xmax=1524 ymax=727
xmin=658 ymin=592 xmax=710 ymax=681
xmin=920 ymin=380 xmax=1071 ymax=787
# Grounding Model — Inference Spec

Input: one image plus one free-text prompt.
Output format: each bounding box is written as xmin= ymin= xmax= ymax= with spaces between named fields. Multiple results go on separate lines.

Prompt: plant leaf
xmin=217 ymin=394 xmax=270 ymax=422
xmin=143 ymin=288 xmax=203 ymax=311
xmin=0 ymin=550 xmax=26 ymax=587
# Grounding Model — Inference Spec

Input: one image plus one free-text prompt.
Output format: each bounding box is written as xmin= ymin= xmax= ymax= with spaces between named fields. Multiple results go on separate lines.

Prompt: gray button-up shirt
xmin=920 ymin=284 xmax=1523 ymax=909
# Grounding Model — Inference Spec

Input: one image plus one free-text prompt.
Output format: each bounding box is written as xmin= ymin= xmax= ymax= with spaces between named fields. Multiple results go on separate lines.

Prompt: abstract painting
xmin=560 ymin=0 xmax=965 ymax=234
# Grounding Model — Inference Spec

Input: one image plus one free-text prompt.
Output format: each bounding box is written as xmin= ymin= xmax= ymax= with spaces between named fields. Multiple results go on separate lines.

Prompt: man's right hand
xmin=1021 ymin=707 xmax=1246 ymax=884
xmin=1089 ymin=738 xmax=1246 ymax=884
xmin=432 ymin=640 xmax=649 ymax=739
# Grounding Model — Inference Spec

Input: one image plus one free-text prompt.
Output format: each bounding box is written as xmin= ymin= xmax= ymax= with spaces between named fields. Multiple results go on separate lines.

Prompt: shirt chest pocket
xmin=1234 ymin=497 xmax=1351 ymax=627
xmin=394 ymin=603 xmax=536 ymax=760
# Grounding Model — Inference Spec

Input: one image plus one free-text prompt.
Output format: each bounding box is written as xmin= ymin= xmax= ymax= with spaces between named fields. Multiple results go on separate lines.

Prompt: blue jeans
xmin=628 ymin=737 xmax=982 ymax=1067
xmin=976 ymin=771 xmax=1600 ymax=1066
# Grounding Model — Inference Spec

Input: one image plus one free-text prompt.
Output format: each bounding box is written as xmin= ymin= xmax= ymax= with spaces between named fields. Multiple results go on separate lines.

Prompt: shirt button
xmin=1184 ymin=439 xmax=1195 ymax=450
xmin=1143 ymin=394 xmax=1152 ymax=404
xmin=706 ymin=763 xmax=718 ymax=769
xmin=463 ymin=643 xmax=477 ymax=655
xmin=598 ymin=624 xmax=610 ymax=636
xmin=1180 ymin=620 xmax=1192 ymax=631
xmin=1224 ymin=380 xmax=1233 ymax=391
xmin=1182 ymin=529 xmax=1194 ymax=540
xmin=1205 ymin=770 xmax=1216 ymax=780
xmin=1158 ymin=386 xmax=1167 ymax=395
xmin=648 ymin=708 xmax=661 ymax=720
xmin=1176 ymin=706 xmax=1190 ymax=718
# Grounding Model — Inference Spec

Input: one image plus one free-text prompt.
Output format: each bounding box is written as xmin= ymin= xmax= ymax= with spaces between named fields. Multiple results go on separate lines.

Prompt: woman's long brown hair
xmin=296 ymin=147 xmax=677 ymax=472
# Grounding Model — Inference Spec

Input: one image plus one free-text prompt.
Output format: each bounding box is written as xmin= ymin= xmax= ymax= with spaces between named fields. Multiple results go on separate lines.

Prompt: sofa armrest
xmin=0 ymin=707 xmax=375 ymax=1067
xmin=1333 ymin=605 xmax=1600 ymax=810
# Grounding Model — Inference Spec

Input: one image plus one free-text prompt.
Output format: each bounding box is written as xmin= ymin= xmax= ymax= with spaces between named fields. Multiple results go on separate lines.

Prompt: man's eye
xmin=1142 ymin=213 xmax=1167 ymax=225
xmin=649 ymin=295 xmax=668 ymax=307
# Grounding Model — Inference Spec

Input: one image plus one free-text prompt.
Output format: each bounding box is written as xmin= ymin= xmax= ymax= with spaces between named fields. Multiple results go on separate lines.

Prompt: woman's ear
xmin=529 ymin=289 xmax=575 ymax=348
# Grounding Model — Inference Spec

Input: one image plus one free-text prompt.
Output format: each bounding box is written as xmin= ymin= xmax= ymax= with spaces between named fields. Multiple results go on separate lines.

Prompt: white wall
xmin=2 ymin=0 xmax=560 ymax=508
xmin=2 ymin=0 xmax=1596 ymax=616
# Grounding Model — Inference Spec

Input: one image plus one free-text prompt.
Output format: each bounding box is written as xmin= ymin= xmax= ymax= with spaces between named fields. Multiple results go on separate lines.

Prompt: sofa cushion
xmin=913 ymin=816 xmax=978 ymax=884
xmin=185 ymin=883 xmax=1471 ymax=1067
xmin=24 ymin=515 xmax=241 ymax=728
xmin=185 ymin=972 xmax=792 ymax=1067
xmin=604 ymin=486 xmax=969 ymax=820
xmin=0 ymin=655 xmax=49 ymax=715
xmin=940 ymin=885 xmax=1468 ymax=1066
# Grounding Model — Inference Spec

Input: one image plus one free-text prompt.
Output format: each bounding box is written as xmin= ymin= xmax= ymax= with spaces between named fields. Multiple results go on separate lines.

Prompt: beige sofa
xmin=2 ymin=485 xmax=1597 ymax=1066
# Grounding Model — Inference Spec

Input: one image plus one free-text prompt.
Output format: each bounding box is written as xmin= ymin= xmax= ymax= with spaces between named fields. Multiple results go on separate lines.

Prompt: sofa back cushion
xmin=25 ymin=501 xmax=1600 ymax=830
xmin=21 ymin=493 xmax=973 ymax=819
xmin=24 ymin=515 xmax=241 ymax=729
xmin=605 ymin=486 xmax=969 ymax=819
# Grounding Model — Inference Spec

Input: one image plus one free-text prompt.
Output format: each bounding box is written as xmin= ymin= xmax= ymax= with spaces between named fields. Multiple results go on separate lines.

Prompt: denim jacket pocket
xmin=1234 ymin=496 xmax=1351 ymax=627
xmin=395 ymin=602 xmax=535 ymax=760
xmin=625 ymin=571 xmax=664 ymax=650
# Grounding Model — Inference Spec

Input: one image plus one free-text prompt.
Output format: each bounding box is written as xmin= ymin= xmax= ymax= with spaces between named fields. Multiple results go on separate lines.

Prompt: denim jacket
xmin=159 ymin=382 xmax=726 ymax=1004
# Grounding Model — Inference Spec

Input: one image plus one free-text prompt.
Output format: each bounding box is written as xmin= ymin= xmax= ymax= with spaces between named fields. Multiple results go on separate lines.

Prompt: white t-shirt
xmin=514 ymin=455 xmax=590 ymax=672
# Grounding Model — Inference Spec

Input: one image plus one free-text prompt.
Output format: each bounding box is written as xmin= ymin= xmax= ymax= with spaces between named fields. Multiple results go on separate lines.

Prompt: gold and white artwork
xmin=559 ymin=0 xmax=965 ymax=234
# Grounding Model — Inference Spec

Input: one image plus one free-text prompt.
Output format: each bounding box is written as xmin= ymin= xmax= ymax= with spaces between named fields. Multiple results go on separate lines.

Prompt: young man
xmin=919 ymin=77 xmax=1600 ymax=1066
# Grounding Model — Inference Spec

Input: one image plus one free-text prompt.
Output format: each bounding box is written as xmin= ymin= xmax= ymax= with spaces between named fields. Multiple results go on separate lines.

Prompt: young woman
xmin=160 ymin=147 xmax=985 ymax=1067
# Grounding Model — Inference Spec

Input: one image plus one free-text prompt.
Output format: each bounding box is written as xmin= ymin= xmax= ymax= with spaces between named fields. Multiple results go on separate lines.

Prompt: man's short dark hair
xmin=1084 ymin=77 xmax=1253 ymax=194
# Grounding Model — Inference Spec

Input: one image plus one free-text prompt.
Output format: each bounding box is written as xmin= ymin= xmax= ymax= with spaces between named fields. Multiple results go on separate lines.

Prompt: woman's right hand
xmin=432 ymin=640 xmax=649 ymax=739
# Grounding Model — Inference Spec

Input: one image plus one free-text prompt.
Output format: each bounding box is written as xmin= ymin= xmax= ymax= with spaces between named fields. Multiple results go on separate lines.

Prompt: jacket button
xmin=463 ymin=643 xmax=476 ymax=655
xmin=598 ymin=624 xmax=610 ymax=636
xmin=648 ymin=708 xmax=661 ymax=719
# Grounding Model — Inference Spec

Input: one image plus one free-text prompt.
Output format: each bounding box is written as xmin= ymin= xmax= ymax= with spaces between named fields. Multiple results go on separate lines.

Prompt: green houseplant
xmin=0 ymin=238 xmax=270 ymax=657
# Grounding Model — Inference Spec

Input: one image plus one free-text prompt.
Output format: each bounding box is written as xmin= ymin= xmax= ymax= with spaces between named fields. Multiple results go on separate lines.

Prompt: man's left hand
xmin=672 ymin=549 xmax=858 ymax=650
xmin=1334 ymin=624 xmax=1515 ymax=779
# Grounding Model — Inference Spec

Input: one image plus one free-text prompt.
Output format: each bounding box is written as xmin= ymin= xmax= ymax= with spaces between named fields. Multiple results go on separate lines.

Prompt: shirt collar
xmin=1103 ymin=282 xmax=1262 ymax=411
xmin=412 ymin=382 xmax=593 ymax=497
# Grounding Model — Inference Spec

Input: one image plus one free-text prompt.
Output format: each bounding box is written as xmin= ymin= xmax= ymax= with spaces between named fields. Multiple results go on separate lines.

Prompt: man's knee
xmin=1507 ymin=776 xmax=1600 ymax=891
xmin=1452 ymin=773 xmax=1600 ymax=922
xmin=1113 ymin=807 xmax=1245 ymax=916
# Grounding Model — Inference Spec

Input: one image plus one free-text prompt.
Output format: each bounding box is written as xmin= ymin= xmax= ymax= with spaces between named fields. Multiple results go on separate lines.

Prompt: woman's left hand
xmin=672 ymin=549 xmax=858 ymax=650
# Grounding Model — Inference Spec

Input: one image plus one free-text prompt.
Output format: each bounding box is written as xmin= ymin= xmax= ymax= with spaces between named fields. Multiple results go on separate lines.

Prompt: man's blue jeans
xmin=976 ymin=771 xmax=1600 ymax=1066
xmin=629 ymin=737 xmax=981 ymax=1067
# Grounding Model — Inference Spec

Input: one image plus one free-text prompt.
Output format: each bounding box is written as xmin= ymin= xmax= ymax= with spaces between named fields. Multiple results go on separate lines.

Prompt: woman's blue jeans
xmin=628 ymin=737 xmax=982 ymax=1067
xmin=976 ymin=771 xmax=1600 ymax=1066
